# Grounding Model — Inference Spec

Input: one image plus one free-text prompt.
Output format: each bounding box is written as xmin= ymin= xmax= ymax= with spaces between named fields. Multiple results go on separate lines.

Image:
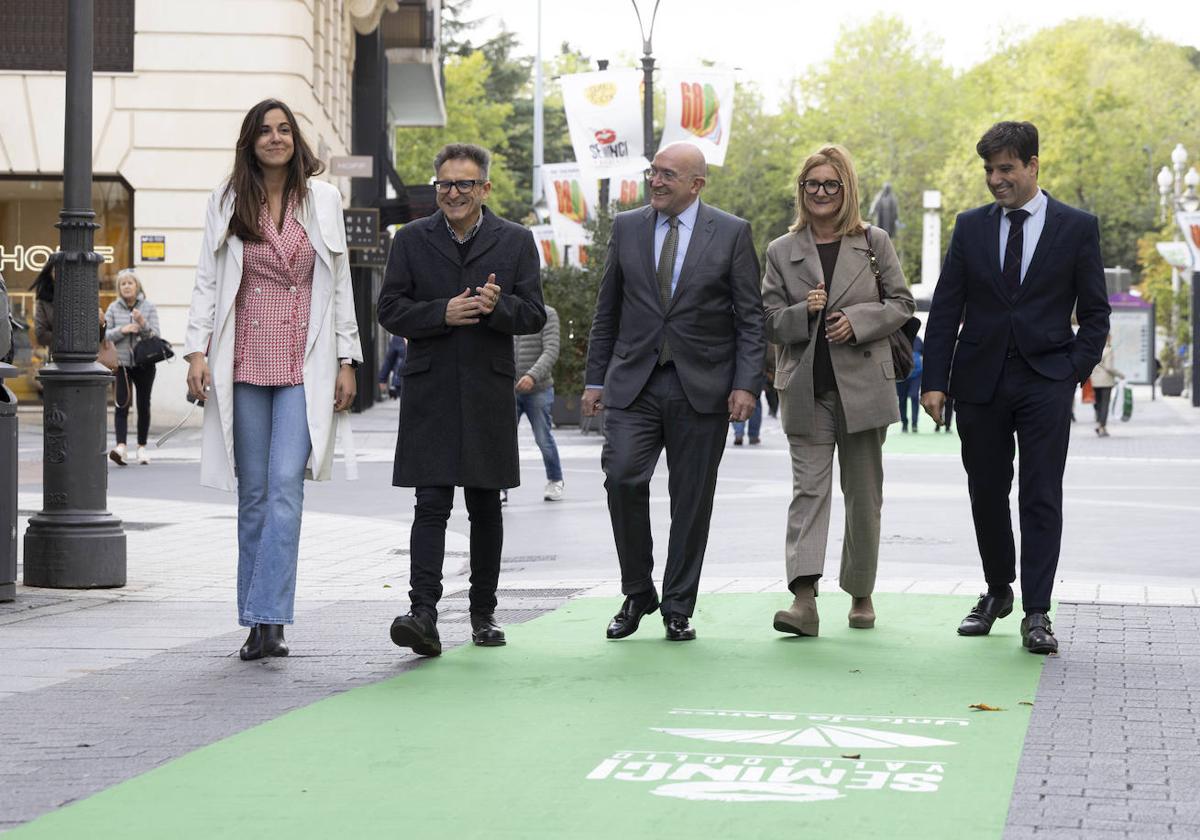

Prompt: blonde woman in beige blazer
xmin=762 ymin=145 xmax=915 ymax=637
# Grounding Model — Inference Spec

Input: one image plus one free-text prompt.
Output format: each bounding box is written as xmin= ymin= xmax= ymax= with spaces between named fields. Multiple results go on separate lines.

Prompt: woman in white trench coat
xmin=184 ymin=99 xmax=362 ymax=661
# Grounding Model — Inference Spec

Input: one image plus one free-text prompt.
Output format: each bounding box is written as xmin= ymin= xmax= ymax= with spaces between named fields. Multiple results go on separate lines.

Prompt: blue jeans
xmin=732 ymin=394 xmax=763 ymax=439
xmin=232 ymin=383 xmax=312 ymax=626
xmin=515 ymin=386 xmax=563 ymax=481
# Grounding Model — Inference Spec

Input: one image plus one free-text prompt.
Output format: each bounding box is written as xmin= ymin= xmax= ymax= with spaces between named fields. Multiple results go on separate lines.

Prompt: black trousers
xmin=408 ymin=485 xmax=502 ymax=620
xmin=955 ymin=354 xmax=1075 ymax=614
xmin=1093 ymin=386 xmax=1113 ymax=427
xmin=601 ymin=365 xmax=728 ymax=617
xmin=114 ymin=364 xmax=156 ymax=446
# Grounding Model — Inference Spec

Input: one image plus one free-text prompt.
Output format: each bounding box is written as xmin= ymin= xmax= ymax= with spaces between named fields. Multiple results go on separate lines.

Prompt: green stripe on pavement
xmin=14 ymin=594 xmax=1044 ymax=839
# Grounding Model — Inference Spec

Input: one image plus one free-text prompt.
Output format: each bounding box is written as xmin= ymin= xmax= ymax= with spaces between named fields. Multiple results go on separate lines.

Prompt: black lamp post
xmin=23 ymin=0 xmax=126 ymax=588
xmin=631 ymin=0 xmax=661 ymax=161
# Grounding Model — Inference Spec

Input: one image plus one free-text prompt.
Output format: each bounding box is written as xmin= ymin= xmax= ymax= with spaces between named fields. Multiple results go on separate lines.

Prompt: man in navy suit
xmin=920 ymin=121 xmax=1109 ymax=655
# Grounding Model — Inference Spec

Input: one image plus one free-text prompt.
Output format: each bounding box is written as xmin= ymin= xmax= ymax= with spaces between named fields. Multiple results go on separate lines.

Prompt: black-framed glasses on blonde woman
xmin=801 ymin=179 xmax=844 ymax=196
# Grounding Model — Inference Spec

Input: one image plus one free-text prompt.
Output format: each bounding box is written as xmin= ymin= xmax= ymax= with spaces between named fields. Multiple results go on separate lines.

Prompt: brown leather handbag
xmin=97 ymin=339 xmax=119 ymax=372
xmin=863 ymin=226 xmax=920 ymax=380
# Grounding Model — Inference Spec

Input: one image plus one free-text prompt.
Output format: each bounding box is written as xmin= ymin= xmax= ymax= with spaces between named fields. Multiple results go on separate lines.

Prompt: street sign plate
xmin=330 ymin=155 xmax=374 ymax=178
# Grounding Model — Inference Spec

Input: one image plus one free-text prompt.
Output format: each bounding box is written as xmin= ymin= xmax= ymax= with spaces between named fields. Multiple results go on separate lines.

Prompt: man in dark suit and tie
xmin=921 ymin=121 xmax=1110 ymax=654
xmin=582 ymin=141 xmax=765 ymax=642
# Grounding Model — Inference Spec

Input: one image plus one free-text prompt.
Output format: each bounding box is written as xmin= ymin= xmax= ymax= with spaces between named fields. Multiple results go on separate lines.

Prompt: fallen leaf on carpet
xmin=969 ymin=703 xmax=1004 ymax=712
xmin=841 ymin=753 xmax=861 ymax=759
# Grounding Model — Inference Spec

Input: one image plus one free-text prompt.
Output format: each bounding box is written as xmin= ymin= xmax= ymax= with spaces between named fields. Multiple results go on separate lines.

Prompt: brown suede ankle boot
xmin=774 ymin=582 xmax=819 ymax=637
xmin=848 ymin=595 xmax=875 ymax=629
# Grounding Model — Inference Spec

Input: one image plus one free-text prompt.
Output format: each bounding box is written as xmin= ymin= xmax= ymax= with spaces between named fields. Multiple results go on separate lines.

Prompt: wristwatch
xmin=339 ymin=358 xmax=359 ymax=369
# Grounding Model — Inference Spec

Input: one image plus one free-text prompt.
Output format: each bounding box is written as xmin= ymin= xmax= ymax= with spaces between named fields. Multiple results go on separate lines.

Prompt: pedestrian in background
xmin=764 ymin=342 xmax=780 ymax=418
xmin=185 ymin=98 xmax=362 ymax=662
xmin=1090 ymin=333 xmax=1122 ymax=437
xmin=514 ymin=302 xmax=565 ymax=501
xmin=583 ymin=141 xmax=765 ymax=643
xmin=379 ymin=142 xmax=545 ymax=657
xmin=731 ymin=388 xmax=763 ymax=445
xmin=31 ymin=258 xmax=57 ymax=350
xmin=896 ymin=334 xmax=923 ymax=432
xmin=0 ymin=270 xmax=11 ymax=362
xmin=921 ymin=121 xmax=1109 ymax=655
xmin=106 ymin=268 xmax=161 ymax=466
xmin=761 ymin=144 xmax=915 ymax=638
xmin=378 ymin=332 xmax=407 ymax=400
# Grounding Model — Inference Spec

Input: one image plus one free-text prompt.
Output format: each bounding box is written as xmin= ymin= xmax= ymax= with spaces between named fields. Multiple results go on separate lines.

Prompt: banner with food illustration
xmin=609 ymin=164 xmax=647 ymax=209
xmin=560 ymin=69 xmax=649 ymax=177
xmin=659 ymin=68 xmax=736 ymax=167
xmin=530 ymin=224 xmax=561 ymax=268
xmin=567 ymin=244 xmax=591 ymax=268
xmin=541 ymin=162 xmax=598 ymax=246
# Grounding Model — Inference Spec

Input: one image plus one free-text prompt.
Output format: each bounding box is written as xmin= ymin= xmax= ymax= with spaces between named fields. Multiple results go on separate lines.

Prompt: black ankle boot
xmin=260 ymin=624 xmax=289 ymax=657
xmin=239 ymin=625 xmax=263 ymax=661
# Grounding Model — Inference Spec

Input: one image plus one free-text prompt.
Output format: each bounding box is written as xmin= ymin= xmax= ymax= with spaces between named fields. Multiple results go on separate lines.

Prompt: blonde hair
xmin=789 ymin=144 xmax=865 ymax=237
xmin=115 ymin=268 xmax=144 ymax=300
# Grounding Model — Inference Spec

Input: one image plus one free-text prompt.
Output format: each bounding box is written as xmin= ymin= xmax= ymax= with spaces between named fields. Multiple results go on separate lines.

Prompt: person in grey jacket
xmin=0 ymin=270 xmax=12 ymax=362
xmin=105 ymin=268 xmax=161 ymax=465
xmin=514 ymin=303 xmax=563 ymax=501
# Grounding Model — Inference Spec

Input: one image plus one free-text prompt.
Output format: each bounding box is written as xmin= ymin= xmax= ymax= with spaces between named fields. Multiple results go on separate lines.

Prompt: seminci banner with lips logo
xmin=541 ymin=162 xmax=599 ymax=246
xmin=660 ymin=68 xmax=736 ymax=167
xmin=560 ymin=70 xmax=649 ymax=177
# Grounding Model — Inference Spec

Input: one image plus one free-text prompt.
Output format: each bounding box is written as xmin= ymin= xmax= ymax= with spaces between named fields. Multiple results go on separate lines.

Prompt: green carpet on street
xmin=15 ymin=593 xmax=1044 ymax=839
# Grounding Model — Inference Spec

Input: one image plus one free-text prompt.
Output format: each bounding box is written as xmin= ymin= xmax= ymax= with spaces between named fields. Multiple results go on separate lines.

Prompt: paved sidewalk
xmin=2 ymin=385 xmax=1199 ymax=836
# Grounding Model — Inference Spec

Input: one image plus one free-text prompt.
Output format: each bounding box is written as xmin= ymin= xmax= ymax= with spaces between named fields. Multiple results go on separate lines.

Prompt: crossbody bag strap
xmin=862 ymin=224 xmax=886 ymax=302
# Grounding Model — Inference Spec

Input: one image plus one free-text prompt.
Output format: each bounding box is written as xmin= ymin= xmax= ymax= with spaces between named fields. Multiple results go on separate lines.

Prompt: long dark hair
xmin=31 ymin=253 xmax=59 ymax=302
xmin=223 ymin=99 xmax=324 ymax=242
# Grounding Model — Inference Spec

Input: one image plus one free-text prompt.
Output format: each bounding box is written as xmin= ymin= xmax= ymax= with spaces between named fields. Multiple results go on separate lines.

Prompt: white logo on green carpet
xmin=652 ymin=725 xmax=956 ymax=749
xmin=586 ymin=708 xmax=966 ymax=803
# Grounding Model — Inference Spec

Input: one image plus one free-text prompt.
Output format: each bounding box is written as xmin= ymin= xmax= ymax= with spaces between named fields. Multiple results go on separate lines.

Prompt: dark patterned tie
xmin=657 ymin=215 xmax=679 ymax=365
xmin=1002 ymin=209 xmax=1029 ymax=294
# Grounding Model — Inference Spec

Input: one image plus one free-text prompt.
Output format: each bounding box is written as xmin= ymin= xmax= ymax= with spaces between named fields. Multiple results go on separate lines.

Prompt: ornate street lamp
xmin=23 ymin=0 xmax=126 ymax=587
xmin=1159 ymin=165 xmax=1176 ymax=223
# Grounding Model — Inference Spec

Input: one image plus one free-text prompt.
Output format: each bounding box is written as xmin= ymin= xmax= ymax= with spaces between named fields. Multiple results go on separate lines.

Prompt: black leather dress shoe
xmin=470 ymin=614 xmax=507 ymax=647
xmin=957 ymin=590 xmax=1015 ymax=636
xmin=606 ymin=592 xmax=660 ymax=639
xmin=390 ymin=612 xmax=442 ymax=657
xmin=664 ymin=613 xmax=696 ymax=642
xmin=1021 ymin=613 xmax=1058 ymax=655
xmin=239 ymin=625 xmax=263 ymax=661
xmin=260 ymin=624 xmax=289 ymax=657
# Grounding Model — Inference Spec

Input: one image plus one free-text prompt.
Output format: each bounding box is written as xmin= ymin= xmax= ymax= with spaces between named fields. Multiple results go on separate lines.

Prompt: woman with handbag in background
xmin=106 ymin=268 xmax=161 ymax=465
xmin=761 ymin=144 xmax=915 ymax=638
xmin=184 ymin=98 xmax=362 ymax=662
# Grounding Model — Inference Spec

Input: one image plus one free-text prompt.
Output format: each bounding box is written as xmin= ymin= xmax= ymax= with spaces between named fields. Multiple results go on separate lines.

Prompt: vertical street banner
xmin=560 ymin=70 xmax=649 ymax=177
xmin=542 ymin=163 xmax=598 ymax=246
xmin=1176 ymin=211 xmax=1200 ymax=269
xmin=659 ymin=68 xmax=736 ymax=167
xmin=530 ymin=224 xmax=560 ymax=268
xmin=609 ymin=164 xmax=647 ymax=209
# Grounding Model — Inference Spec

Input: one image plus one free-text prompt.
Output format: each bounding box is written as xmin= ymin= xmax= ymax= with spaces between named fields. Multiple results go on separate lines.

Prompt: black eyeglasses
xmin=801 ymin=179 xmax=844 ymax=196
xmin=434 ymin=179 xmax=484 ymax=194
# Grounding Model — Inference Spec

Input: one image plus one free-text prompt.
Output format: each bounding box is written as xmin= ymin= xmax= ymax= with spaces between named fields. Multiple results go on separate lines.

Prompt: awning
xmin=387 ymin=56 xmax=446 ymax=127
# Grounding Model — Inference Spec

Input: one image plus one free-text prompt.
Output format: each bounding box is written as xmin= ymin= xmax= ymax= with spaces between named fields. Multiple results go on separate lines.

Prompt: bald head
xmin=649 ymin=142 xmax=708 ymax=216
xmin=658 ymin=142 xmax=708 ymax=179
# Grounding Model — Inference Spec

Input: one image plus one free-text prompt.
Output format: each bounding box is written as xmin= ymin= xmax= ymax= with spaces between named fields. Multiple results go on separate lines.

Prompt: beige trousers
xmin=785 ymin=391 xmax=887 ymax=597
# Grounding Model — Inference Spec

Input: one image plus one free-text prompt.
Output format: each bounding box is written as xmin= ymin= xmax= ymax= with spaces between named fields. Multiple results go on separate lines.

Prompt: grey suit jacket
xmin=585 ymin=200 xmax=765 ymax=414
xmin=763 ymin=225 xmax=915 ymax=435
